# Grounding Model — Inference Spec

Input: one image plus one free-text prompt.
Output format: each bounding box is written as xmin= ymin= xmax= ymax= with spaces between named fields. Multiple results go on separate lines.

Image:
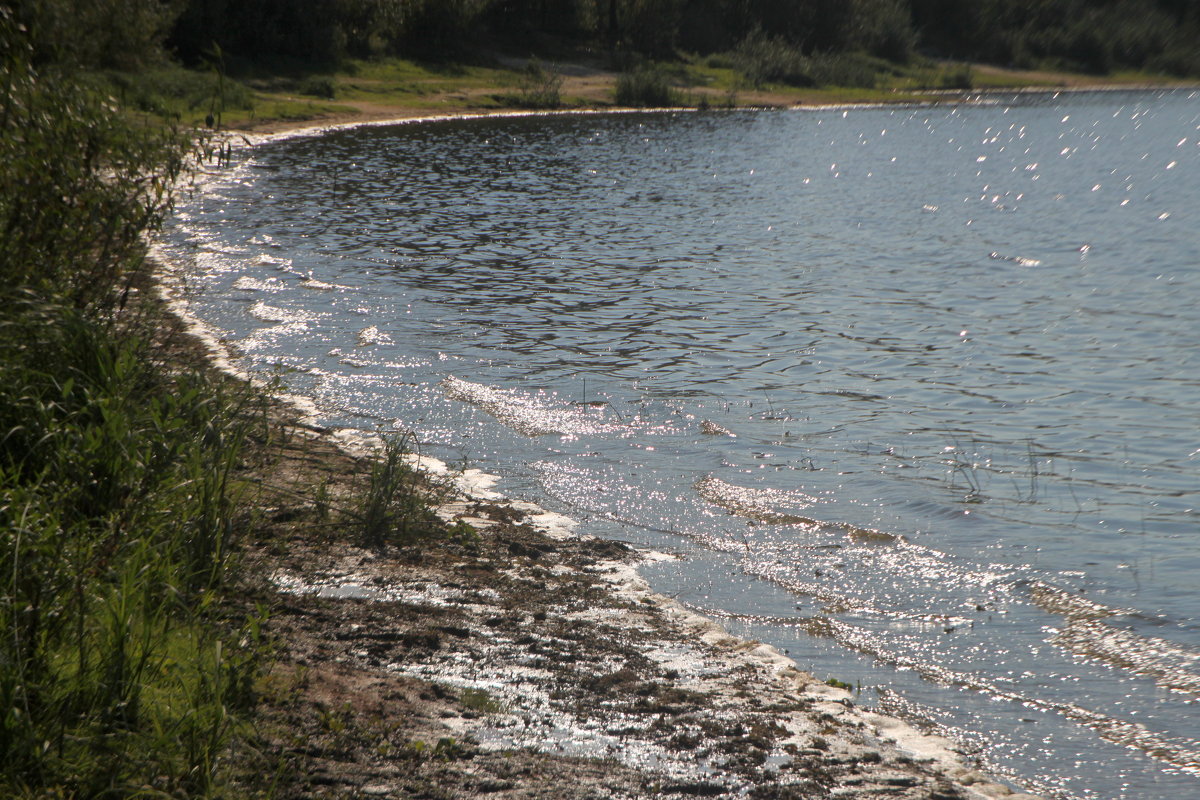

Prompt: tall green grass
xmin=1 ymin=10 xmax=268 ymax=796
xmin=0 ymin=299 xmax=269 ymax=796
xmin=104 ymin=66 xmax=259 ymax=123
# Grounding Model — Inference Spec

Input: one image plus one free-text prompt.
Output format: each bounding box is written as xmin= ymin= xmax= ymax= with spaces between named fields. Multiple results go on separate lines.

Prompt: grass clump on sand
xmin=355 ymin=433 xmax=447 ymax=549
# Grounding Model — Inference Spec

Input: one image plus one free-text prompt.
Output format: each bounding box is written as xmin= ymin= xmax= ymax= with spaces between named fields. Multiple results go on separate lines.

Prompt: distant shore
xmin=221 ymin=58 xmax=1199 ymax=136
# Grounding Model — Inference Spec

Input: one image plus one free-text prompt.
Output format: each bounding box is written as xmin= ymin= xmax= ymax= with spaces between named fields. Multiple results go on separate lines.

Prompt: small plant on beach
xmin=433 ymin=736 xmax=468 ymax=761
xmin=355 ymin=432 xmax=443 ymax=547
xmin=460 ymin=687 xmax=504 ymax=714
xmin=314 ymin=475 xmax=333 ymax=522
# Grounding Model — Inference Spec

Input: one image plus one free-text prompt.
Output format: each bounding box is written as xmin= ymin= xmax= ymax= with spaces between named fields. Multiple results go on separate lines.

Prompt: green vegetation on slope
xmin=0 ymin=9 xmax=265 ymax=795
xmin=0 ymin=8 xmax=450 ymax=795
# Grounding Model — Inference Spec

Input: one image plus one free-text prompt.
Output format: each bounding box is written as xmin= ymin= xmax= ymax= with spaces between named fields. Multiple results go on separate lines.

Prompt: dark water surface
xmin=166 ymin=90 xmax=1200 ymax=799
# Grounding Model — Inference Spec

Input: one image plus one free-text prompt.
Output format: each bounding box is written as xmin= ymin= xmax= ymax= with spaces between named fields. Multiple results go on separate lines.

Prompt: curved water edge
xmin=154 ymin=100 xmax=1055 ymax=797
xmin=161 ymin=89 xmax=1200 ymax=800
xmin=149 ymin=250 xmax=1028 ymax=799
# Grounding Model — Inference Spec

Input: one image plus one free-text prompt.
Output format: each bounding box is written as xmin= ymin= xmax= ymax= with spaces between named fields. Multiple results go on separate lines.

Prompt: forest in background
xmin=14 ymin=0 xmax=1200 ymax=82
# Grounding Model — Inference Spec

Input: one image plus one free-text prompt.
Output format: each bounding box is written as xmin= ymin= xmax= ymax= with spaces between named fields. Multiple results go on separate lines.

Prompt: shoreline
xmin=154 ymin=100 xmax=1076 ymax=798
xmin=224 ymin=80 xmax=1199 ymax=138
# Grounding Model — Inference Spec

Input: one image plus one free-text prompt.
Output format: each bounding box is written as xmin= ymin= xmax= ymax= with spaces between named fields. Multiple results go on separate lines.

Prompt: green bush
xmin=298 ymin=75 xmax=338 ymax=99
xmin=806 ymin=52 xmax=879 ymax=89
xmin=939 ymin=62 xmax=974 ymax=89
xmin=512 ymin=58 xmax=565 ymax=109
xmin=734 ymin=29 xmax=813 ymax=88
xmin=733 ymin=30 xmax=882 ymax=89
xmin=0 ymin=15 xmax=187 ymax=313
xmin=615 ymin=63 xmax=682 ymax=106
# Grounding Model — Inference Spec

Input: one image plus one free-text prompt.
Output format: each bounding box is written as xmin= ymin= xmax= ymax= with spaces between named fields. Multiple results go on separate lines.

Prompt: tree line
xmin=10 ymin=0 xmax=1200 ymax=78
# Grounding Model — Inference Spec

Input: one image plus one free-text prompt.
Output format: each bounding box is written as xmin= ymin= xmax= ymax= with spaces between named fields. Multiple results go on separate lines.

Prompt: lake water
xmin=165 ymin=89 xmax=1200 ymax=799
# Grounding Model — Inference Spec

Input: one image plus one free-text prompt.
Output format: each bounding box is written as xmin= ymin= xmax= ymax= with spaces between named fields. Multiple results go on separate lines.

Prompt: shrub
xmin=0 ymin=13 xmax=187 ymax=313
xmin=298 ymin=75 xmax=338 ymax=99
xmin=615 ymin=63 xmax=682 ymax=106
xmin=513 ymin=58 xmax=565 ymax=109
xmin=805 ymin=52 xmax=879 ymax=89
xmin=1 ymin=13 xmax=266 ymax=795
xmin=734 ymin=29 xmax=813 ymax=88
xmin=939 ymin=62 xmax=974 ymax=89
